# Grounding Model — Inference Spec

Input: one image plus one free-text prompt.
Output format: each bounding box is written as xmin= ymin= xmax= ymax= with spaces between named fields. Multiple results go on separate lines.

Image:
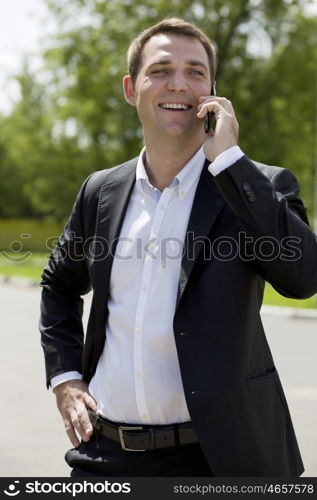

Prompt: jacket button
xmin=242 ymin=182 xmax=251 ymax=191
xmin=248 ymin=195 xmax=256 ymax=202
xmin=180 ymin=331 xmax=190 ymax=336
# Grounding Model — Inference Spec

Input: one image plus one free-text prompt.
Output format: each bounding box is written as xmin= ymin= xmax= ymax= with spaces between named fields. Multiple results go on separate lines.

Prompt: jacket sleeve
xmin=214 ymin=155 xmax=317 ymax=299
xmin=39 ymin=176 xmax=93 ymax=388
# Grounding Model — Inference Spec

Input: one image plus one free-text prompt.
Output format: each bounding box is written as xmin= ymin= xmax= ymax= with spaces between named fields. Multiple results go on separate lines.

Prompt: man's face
xmin=124 ymin=33 xmax=212 ymax=141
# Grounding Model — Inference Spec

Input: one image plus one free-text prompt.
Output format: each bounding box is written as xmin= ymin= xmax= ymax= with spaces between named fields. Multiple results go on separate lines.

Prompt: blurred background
xmin=0 ymin=0 xmax=317 ymax=308
xmin=0 ymin=0 xmax=316 ymax=477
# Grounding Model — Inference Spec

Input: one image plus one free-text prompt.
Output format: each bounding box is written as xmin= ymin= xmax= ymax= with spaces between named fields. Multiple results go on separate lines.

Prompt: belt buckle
xmin=118 ymin=426 xmax=145 ymax=451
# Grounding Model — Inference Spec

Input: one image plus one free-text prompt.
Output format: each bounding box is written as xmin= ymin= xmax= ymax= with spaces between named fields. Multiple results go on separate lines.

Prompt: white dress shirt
xmin=51 ymin=145 xmax=244 ymax=425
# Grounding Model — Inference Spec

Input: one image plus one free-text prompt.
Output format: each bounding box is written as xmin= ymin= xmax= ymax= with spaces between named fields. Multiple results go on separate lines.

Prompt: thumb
xmin=84 ymin=393 xmax=98 ymax=411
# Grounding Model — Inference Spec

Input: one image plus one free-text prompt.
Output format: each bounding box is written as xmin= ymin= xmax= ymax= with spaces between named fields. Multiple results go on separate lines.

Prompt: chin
xmin=163 ymin=124 xmax=192 ymax=136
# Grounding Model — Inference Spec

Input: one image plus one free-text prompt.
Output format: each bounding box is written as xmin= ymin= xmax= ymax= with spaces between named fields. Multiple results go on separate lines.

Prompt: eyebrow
xmin=147 ymin=59 xmax=208 ymax=72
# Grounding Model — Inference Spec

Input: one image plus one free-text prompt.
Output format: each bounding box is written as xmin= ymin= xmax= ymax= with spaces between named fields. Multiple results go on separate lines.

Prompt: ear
xmin=123 ymin=75 xmax=136 ymax=106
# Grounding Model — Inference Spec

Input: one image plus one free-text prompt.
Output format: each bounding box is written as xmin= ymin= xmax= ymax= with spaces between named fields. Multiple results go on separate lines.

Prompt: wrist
xmin=53 ymin=378 xmax=84 ymax=395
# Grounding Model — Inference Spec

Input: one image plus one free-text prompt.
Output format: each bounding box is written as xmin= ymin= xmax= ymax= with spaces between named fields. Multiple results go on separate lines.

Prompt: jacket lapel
xmin=92 ymin=156 xmax=225 ymax=312
xmin=176 ymin=160 xmax=226 ymax=307
xmin=93 ymin=158 xmax=137 ymax=305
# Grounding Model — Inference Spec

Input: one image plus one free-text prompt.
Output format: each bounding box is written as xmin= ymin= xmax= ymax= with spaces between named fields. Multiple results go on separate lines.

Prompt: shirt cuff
xmin=208 ymin=146 xmax=244 ymax=176
xmin=50 ymin=371 xmax=83 ymax=390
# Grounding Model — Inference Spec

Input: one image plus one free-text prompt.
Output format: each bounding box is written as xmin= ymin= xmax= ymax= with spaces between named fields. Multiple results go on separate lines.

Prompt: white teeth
xmin=160 ymin=103 xmax=190 ymax=110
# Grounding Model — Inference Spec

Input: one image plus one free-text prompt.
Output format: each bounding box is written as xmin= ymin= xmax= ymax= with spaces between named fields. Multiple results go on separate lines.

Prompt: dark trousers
xmin=65 ymin=432 xmax=214 ymax=477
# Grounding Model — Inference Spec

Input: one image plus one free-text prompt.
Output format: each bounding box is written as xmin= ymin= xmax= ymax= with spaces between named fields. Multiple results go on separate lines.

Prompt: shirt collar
xmin=136 ymin=145 xmax=206 ymax=200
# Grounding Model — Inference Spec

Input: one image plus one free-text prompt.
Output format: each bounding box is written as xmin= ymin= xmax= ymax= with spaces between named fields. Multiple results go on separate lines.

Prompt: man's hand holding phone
xmin=197 ymin=94 xmax=239 ymax=163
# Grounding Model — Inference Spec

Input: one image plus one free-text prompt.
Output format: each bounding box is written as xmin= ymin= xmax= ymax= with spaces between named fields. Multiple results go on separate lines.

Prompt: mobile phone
xmin=204 ymin=82 xmax=217 ymax=133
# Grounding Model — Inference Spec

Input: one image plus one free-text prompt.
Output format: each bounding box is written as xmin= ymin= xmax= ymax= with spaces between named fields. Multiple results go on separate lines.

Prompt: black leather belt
xmin=88 ymin=410 xmax=198 ymax=452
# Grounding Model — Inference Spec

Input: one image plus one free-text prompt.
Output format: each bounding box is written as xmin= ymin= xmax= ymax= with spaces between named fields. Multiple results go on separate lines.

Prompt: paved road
xmin=0 ymin=283 xmax=316 ymax=477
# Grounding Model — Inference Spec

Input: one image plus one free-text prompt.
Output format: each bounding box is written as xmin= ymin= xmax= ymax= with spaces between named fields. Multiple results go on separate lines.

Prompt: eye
xmin=151 ymin=69 xmax=167 ymax=75
xmin=190 ymin=70 xmax=204 ymax=76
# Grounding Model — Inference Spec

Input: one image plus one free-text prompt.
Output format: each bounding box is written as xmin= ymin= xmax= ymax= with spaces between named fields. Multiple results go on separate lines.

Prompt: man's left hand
xmin=197 ymin=96 xmax=239 ymax=162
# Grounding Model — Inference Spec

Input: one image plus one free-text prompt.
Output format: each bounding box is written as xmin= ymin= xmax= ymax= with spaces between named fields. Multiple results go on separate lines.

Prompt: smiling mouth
xmin=158 ymin=103 xmax=193 ymax=111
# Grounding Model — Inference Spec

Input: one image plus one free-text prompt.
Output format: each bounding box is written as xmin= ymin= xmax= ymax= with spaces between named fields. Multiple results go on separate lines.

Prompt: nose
xmin=166 ymin=71 xmax=188 ymax=92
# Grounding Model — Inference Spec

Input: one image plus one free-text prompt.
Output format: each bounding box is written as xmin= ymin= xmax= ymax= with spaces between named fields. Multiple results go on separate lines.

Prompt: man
xmin=40 ymin=18 xmax=317 ymax=477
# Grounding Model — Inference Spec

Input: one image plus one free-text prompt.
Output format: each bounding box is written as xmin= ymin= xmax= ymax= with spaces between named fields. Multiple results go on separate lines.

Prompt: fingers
xmin=64 ymin=413 xmax=81 ymax=448
xmin=54 ymin=379 xmax=96 ymax=447
xmin=197 ymin=97 xmax=233 ymax=118
xmin=199 ymin=95 xmax=232 ymax=105
xmin=197 ymin=96 xmax=239 ymax=137
xmin=70 ymin=407 xmax=94 ymax=443
xmin=197 ymin=100 xmax=222 ymax=119
xmin=61 ymin=404 xmax=94 ymax=447
xmin=198 ymin=95 xmax=239 ymax=162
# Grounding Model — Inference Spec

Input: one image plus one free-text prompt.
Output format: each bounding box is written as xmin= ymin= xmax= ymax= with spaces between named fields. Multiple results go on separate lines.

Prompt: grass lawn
xmin=0 ymin=252 xmax=48 ymax=282
xmin=0 ymin=252 xmax=316 ymax=308
xmin=263 ymin=283 xmax=316 ymax=309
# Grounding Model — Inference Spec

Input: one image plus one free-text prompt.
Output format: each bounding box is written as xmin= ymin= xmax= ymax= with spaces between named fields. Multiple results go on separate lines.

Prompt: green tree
xmin=233 ymin=13 xmax=317 ymax=216
xmin=1 ymin=0 xmax=316 ymax=220
xmin=0 ymin=67 xmax=48 ymax=217
xmin=0 ymin=66 xmax=94 ymax=220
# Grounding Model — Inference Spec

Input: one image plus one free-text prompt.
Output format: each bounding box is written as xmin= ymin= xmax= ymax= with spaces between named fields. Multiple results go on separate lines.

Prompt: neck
xmin=143 ymin=135 xmax=204 ymax=191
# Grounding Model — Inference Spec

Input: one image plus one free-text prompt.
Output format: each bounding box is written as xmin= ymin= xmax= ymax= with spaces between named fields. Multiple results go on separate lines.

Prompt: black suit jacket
xmin=40 ymin=154 xmax=317 ymax=476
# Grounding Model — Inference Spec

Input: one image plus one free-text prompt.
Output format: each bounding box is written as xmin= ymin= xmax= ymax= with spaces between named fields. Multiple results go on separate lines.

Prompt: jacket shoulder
xmin=84 ymin=157 xmax=138 ymax=196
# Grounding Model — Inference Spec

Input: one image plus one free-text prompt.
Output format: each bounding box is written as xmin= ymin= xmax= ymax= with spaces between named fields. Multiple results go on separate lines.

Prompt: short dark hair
xmin=127 ymin=18 xmax=217 ymax=85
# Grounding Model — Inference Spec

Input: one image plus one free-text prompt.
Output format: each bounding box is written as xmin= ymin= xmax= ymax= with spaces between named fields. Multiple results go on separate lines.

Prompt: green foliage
xmin=0 ymin=0 xmax=316 ymax=221
xmin=234 ymin=12 xmax=317 ymax=216
xmin=0 ymin=218 xmax=64 ymax=252
xmin=0 ymin=252 xmax=48 ymax=282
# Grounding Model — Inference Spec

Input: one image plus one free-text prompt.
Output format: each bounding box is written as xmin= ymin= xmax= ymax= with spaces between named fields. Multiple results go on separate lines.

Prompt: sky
xmin=0 ymin=0 xmax=52 ymax=114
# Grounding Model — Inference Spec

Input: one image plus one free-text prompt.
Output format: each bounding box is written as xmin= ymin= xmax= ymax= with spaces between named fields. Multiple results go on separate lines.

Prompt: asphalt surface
xmin=0 ymin=283 xmax=316 ymax=477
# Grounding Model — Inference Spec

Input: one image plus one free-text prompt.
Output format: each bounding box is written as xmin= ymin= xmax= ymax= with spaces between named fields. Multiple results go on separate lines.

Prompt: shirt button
xmin=142 ymin=414 xmax=149 ymax=420
xmin=135 ymin=328 xmax=141 ymax=334
xmin=159 ymin=204 xmax=165 ymax=209
xmin=136 ymin=371 xmax=142 ymax=377
xmin=179 ymin=190 xmax=185 ymax=199
xmin=142 ymin=285 xmax=148 ymax=291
